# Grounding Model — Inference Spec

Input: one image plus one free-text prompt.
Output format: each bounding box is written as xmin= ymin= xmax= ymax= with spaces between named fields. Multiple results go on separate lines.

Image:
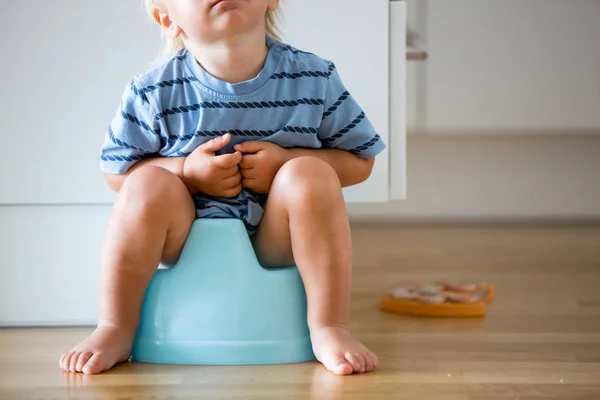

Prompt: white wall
xmin=0 ymin=1 xmax=159 ymax=204
xmin=348 ymin=133 xmax=600 ymax=221
xmin=423 ymin=0 xmax=600 ymax=133
xmin=0 ymin=206 xmax=108 ymax=326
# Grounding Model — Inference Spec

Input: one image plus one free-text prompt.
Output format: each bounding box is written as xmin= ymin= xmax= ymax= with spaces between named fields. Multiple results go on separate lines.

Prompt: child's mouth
xmin=211 ymin=0 xmax=239 ymax=12
xmin=212 ymin=0 xmax=232 ymax=7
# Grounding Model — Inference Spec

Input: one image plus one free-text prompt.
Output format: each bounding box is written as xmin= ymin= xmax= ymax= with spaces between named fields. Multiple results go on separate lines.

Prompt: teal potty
xmin=131 ymin=219 xmax=315 ymax=365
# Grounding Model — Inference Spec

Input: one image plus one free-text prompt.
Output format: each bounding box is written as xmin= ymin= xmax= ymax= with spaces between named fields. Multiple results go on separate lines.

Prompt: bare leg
xmin=59 ymin=166 xmax=196 ymax=374
xmin=252 ymin=157 xmax=377 ymax=375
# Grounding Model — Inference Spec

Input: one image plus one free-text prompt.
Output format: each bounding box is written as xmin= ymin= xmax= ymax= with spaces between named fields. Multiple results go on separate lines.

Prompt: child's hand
xmin=183 ymin=133 xmax=243 ymax=197
xmin=234 ymin=141 xmax=291 ymax=194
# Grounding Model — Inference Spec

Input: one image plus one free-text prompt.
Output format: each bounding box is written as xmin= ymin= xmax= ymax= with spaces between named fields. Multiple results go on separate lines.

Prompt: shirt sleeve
xmin=99 ymin=79 xmax=163 ymax=174
xmin=317 ymin=62 xmax=386 ymax=158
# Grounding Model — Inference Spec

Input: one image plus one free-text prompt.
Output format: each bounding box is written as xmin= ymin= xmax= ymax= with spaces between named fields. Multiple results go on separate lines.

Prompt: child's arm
xmin=314 ymin=63 xmax=386 ymax=182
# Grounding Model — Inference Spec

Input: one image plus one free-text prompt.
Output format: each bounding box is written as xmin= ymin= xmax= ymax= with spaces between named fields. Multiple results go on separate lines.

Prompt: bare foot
xmin=59 ymin=325 xmax=134 ymax=374
xmin=310 ymin=326 xmax=378 ymax=375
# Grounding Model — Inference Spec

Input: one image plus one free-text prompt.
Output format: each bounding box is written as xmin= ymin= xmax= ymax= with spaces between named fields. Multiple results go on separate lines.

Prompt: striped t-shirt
xmin=100 ymin=35 xmax=386 ymax=234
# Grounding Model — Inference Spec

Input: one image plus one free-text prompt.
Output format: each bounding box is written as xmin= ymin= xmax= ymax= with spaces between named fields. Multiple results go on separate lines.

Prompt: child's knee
xmin=272 ymin=157 xmax=341 ymax=203
xmin=119 ymin=166 xmax=188 ymax=210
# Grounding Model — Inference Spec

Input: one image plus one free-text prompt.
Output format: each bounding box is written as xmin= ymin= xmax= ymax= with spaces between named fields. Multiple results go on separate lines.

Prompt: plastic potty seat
xmin=131 ymin=218 xmax=316 ymax=365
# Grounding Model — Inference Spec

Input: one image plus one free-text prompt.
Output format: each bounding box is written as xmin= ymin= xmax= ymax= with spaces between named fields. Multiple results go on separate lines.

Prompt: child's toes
xmin=69 ymin=352 xmax=82 ymax=372
xmin=344 ymin=353 xmax=362 ymax=373
xmin=324 ymin=354 xmax=354 ymax=375
xmin=355 ymin=353 xmax=367 ymax=373
xmin=76 ymin=352 xmax=93 ymax=372
xmin=61 ymin=352 xmax=75 ymax=371
xmin=82 ymin=353 xmax=107 ymax=375
xmin=369 ymin=351 xmax=379 ymax=368
xmin=59 ymin=352 xmax=68 ymax=370
xmin=364 ymin=353 xmax=374 ymax=372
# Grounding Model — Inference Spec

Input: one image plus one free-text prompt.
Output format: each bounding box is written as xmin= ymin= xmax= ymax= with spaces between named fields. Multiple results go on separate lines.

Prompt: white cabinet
xmin=408 ymin=0 xmax=600 ymax=134
xmin=390 ymin=1 xmax=408 ymax=200
xmin=0 ymin=207 xmax=107 ymax=326
xmin=280 ymin=0 xmax=393 ymax=202
xmin=0 ymin=1 xmax=159 ymax=205
xmin=0 ymin=0 xmax=397 ymax=204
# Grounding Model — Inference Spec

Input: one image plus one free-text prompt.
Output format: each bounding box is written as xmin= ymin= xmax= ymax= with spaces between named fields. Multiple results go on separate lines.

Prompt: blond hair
xmin=143 ymin=0 xmax=281 ymax=60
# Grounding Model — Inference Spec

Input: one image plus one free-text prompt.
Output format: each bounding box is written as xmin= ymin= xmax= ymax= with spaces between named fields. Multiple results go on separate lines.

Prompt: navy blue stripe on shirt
xmin=142 ymin=77 xmax=199 ymax=93
xmin=322 ymin=112 xmax=366 ymax=144
xmin=168 ymin=126 xmax=319 ymax=144
xmin=130 ymin=83 xmax=150 ymax=104
xmin=121 ymin=110 xmax=160 ymax=135
xmin=107 ymin=126 xmax=151 ymax=153
xmin=327 ymin=62 xmax=336 ymax=75
xmin=350 ymin=134 xmax=381 ymax=155
xmin=155 ymin=98 xmax=325 ymax=120
xmin=322 ymin=91 xmax=350 ymax=121
xmin=101 ymin=153 xmax=149 ymax=163
xmin=271 ymin=71 xmax=331 ymax=80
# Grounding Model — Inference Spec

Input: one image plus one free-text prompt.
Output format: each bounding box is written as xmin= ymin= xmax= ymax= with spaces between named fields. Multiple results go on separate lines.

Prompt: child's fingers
xmin=240 ymin=167 xmax=257 ymax=179
xmin=241 ymin=178 xmax=258 ymax=191
xmin=214 ymin=151 xmax=242 ymax=168
xmin=234 ymin=141 xmax=265 ymax=154
xmin=198 ymin=133 xmax=231 ymax=154
xmin=221 ymin=184 xmax=243 ymax=198
xmin=221 ymin=172 xmax=242 ymax=189
xmin=239 ymin=154 xmax=259 ymax=169
xmin=221 ymin=165 xmax=240 ymax=178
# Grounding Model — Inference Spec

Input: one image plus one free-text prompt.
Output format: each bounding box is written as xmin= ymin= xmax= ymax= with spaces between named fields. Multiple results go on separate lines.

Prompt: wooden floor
xmin=1 ymin=225 xmax=600 ymax=399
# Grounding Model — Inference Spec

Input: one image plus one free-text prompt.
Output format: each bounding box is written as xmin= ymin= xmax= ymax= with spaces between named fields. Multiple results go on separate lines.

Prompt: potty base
xmin=132 ymin=337 xmax=314 ymax=365
xmin=131 ymin=219 xmax=316 ymax=366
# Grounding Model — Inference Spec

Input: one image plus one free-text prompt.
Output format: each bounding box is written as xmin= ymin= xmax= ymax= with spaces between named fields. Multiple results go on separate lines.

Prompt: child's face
xmin=162 ymin=0 xmax=279 ymax=43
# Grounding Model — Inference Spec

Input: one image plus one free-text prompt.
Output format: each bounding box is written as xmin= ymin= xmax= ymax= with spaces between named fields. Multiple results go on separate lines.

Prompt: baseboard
xmin=0 ymin=321 xmax=96 ymax=329
xmin=348 ymin=215 xmax=600 ymax=227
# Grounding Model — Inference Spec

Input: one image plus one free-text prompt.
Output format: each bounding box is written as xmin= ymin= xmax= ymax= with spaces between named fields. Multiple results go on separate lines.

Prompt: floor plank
xmin=1 ymin=225 xmax=600 ymax=399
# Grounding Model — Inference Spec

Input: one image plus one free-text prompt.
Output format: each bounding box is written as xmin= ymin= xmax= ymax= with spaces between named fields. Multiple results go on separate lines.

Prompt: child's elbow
xmin=357 ymin=156 xmax=375 ymax=183
xmin=103 ymin=173 xmax=125 ymax=192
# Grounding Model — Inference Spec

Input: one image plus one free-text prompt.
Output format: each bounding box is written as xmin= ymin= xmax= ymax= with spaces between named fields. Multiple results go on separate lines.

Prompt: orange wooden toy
xmin=380 ymin=281 xmax=495 ymax=318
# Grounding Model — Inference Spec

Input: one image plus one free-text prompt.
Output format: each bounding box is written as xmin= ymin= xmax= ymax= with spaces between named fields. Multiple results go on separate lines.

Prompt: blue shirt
xmin=100 ymin=36 xmax=386 ymax=234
